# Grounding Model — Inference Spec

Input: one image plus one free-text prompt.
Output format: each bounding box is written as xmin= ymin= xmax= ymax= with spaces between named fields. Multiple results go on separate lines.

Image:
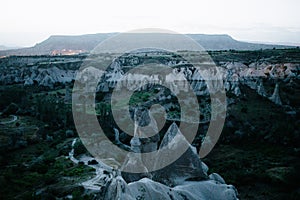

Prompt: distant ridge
xmin=0 ymin=45 xmax=20 ymax=51
xmin=0 ymin=33 xmax=295 ymax=56
xmin=187 ymin=34 xmax=293 ymax=51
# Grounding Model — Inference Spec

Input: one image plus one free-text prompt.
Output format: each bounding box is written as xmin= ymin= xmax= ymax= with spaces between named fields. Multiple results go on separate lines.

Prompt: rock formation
xmin=82 ymin=122 xmax=239 ymax=199
xmin=269 ymin=83 xmax=282 ymax=105
xmin=0 ymin=54 xmax=298 ymax=108
xmin=152 ymin=123 xmax=207 ymax=186
xmin=257 ymin=79 xmax=267 ymax=97
xmin=75 ymin=110 xmax=239 ymax=200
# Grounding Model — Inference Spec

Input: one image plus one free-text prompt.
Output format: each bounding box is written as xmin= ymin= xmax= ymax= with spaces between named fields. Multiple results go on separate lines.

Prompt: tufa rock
xmin=152 ymin=123 xmax=207 ymax=186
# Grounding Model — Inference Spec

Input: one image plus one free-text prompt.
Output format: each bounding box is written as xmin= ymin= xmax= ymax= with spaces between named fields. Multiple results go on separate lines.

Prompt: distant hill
xmin=0 ymin=33 xmax=295 ymax=56
xmin=0 ymin=33 xmax=114 ymax=56
xmin=0 ymin=45 xmax=20 ymax=51
xmin=187 ymin=34 xmax=293 ymax=51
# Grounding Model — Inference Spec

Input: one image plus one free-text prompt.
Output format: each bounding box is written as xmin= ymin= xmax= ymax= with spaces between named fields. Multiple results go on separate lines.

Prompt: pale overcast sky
xmin=1 ymin=0 xmax=300 ymax=47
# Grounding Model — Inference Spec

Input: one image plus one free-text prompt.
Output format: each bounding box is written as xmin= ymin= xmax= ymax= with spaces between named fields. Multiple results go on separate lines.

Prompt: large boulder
xmin=97 ymin=176 xmax=238 ymax=200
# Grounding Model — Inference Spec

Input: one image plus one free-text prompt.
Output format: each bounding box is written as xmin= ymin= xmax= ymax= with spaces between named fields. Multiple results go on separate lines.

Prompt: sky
xmin=1 ymin=0 xmax=300 ymax=47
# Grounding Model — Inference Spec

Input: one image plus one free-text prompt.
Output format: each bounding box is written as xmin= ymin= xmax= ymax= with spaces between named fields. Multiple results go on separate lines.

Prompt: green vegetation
xmin=203 ymin=143 xmax=300 ymax=200
xmin=129 ymin=90 xmax=153 ymax=106
xmin=0 ymin=139 xmax=95 ymax=199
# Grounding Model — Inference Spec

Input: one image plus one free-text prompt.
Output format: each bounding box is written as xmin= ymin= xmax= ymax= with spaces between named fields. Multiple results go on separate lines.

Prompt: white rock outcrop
xmin=269 ymin=83 xmax=282 ymax=105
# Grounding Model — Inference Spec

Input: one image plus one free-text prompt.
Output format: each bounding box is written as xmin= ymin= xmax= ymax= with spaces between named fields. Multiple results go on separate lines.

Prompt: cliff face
xmin=0 ymin=55 xmax=83 ymax=87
